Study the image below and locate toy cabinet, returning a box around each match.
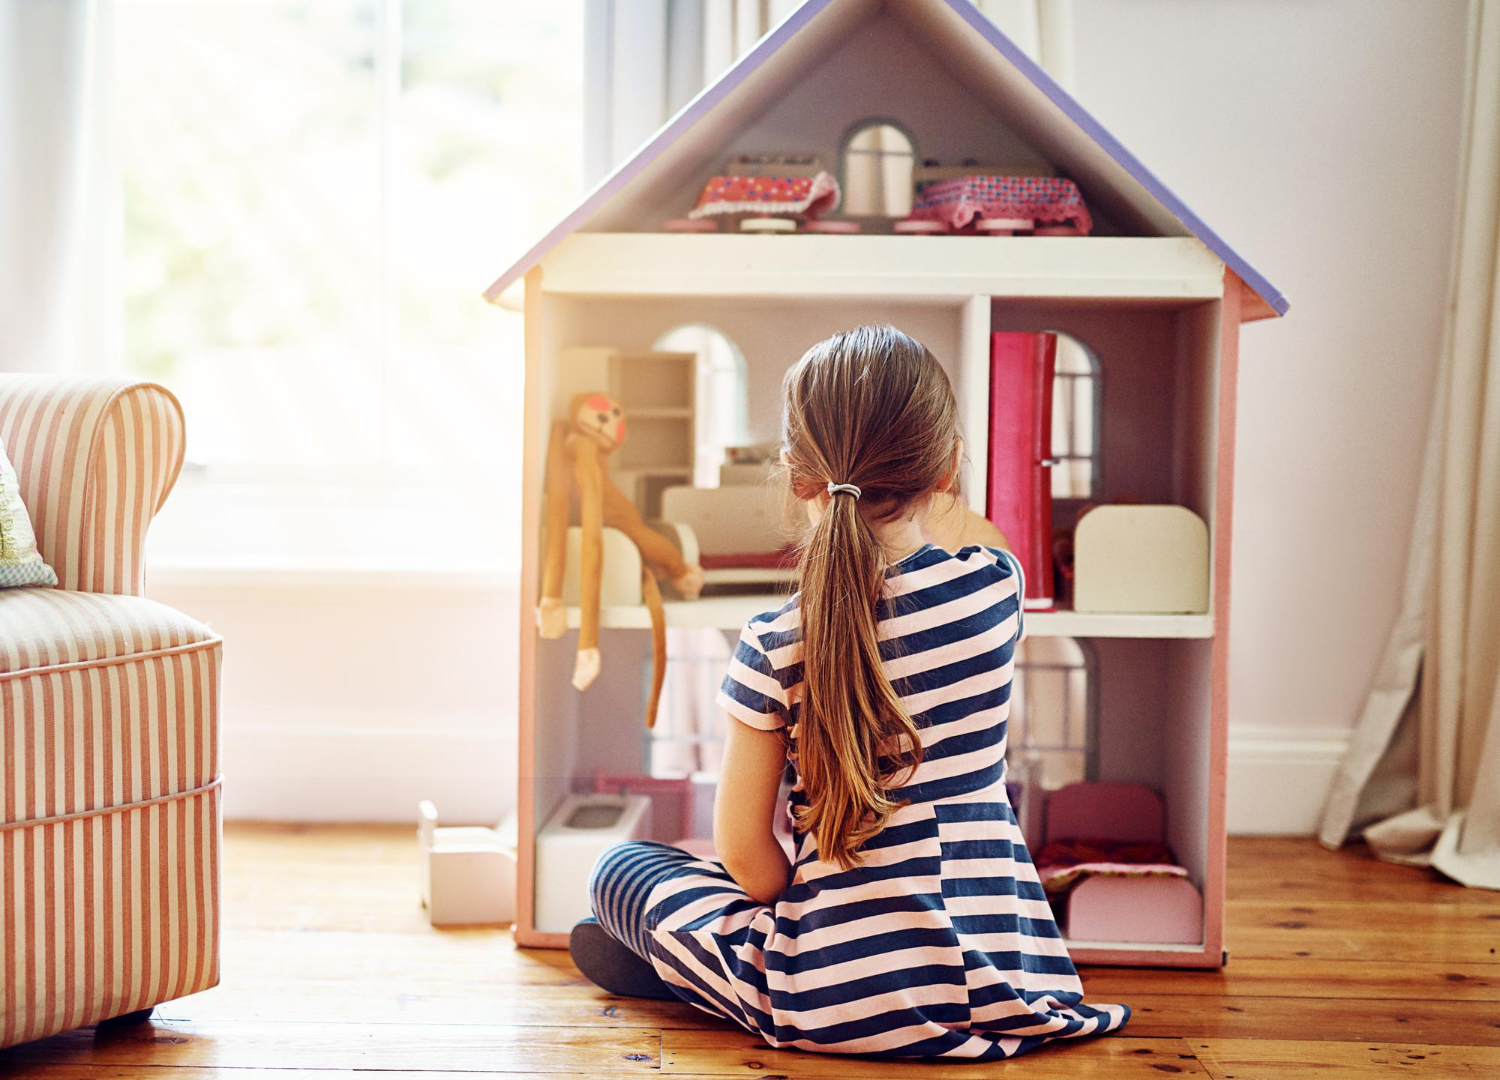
[489,0,1284,967]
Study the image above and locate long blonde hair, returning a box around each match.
[781,325,960,868]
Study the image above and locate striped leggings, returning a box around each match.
[588,841,700,961]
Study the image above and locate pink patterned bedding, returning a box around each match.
[908,175,1093,234]
[1033,838,1188,894]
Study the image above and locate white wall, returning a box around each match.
[1071,0,1467,831]
[150,570,520,825]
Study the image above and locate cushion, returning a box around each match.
[0,586,217,677]
[0,435,57,588]
[2,587,222,837]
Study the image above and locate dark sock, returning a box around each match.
[569,920,678,1001]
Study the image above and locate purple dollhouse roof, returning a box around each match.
[484,0,1287,318]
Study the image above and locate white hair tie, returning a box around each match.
[826,481,862,500]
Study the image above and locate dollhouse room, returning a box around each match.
[2,0,1497,1075]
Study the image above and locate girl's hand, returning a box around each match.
[714,716,792,905]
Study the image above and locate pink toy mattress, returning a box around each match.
[907,175,1093,234]
[688,172,841,221]
[1033,838,1188,894]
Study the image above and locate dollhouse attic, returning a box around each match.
[485,0,1286,319]
[487,0,1286,970]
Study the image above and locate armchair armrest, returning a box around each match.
[0,376,185,596]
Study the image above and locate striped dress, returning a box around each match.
[592,544,1129,1060]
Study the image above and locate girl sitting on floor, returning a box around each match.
[571,324,1129,1060]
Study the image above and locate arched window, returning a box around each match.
[1009,636,1098,792]
[841,120,916,218]
[653,324,749,488]
[1051,334,1103,500]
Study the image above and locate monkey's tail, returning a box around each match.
[640,567,667,729]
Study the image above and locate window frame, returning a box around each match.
[1049,333,1105,502]
[838,116,920,221]
[1011,635,1101,786]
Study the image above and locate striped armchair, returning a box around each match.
[0,377,223,1048]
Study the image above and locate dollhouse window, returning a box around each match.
[648,629,732,782]
[842,121,916,218]
[1051,335,1102,500]
[654,325,749,488]
[1009,636,1097,790]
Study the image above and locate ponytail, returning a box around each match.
[781,325,957,869]
[795,487,924,868]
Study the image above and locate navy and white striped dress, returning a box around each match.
[590,544,1129,1060]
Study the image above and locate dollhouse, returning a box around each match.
[485,0,1285,967]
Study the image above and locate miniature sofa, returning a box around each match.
[0,377,223,1048]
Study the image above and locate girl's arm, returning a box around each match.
[714,717,792,905]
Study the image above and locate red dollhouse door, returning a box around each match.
[986,332,1056,609]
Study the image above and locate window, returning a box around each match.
[653,325,749,489]
[649,629,732,782]
[841,121,916,218]
[1009,636,1098,791]
[1050,334,1102,500]
[116,0,583,567]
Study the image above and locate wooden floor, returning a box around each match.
[2,825,1496,1079]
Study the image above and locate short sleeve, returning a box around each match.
[988,546,1027,643]
[716,621,789,731]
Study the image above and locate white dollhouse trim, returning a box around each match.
[564,595,1214,638]
[538,234,1225,301]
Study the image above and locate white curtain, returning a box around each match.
[1319,0,1500,890]
[977,0,1075,91]
[0,0,117,374]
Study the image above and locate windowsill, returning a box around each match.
[147,557,519,592]
[146,472,522,592]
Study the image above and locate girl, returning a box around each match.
[572,325,1129,1060]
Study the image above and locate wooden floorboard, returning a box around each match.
[1,824,1494,1078]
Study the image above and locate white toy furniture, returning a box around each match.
[486,0,1285,968]
[418,801,517,927]
[1073,505,1210,615]
[660,480,799,589]
[534,794,653,934]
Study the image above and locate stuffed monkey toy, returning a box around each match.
[537,393,704,727]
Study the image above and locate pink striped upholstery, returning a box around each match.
[0,377,186,597]
[0,376,221,1049]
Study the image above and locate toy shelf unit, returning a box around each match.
[607,349,696,517]
[493,0,1283,968]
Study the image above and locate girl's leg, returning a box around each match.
[577,841,701,1000]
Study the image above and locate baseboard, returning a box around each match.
[223,712,1350,836]
[1226,723,1351,836]
[222,710,518,825]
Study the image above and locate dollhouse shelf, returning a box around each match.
[540,235,1226,301]
[564,598,1213,638]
